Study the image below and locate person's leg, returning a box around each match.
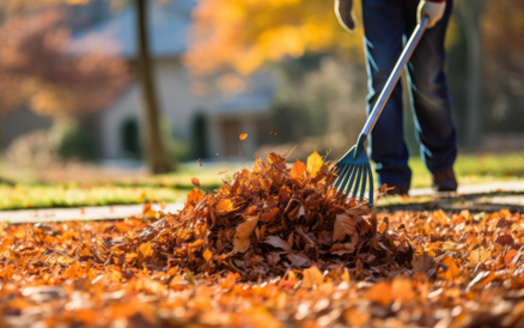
[404,0,457,176]
[362,0,411,191]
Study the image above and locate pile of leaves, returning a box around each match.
[2,152,524,326]
[81,152,413,279]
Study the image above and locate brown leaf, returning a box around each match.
[333,213,357,241]
[191,177,201,187]
[263,235,292,252]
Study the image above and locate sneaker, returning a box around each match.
[432,169,458,192]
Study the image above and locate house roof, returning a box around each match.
[69,0,196,58]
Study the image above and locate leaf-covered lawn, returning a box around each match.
[1,153,524,327]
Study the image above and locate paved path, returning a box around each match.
[1,181,523,223]
[0,203,184,224]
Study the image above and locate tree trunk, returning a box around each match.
[458,0,486,149]
[134,0,173,173]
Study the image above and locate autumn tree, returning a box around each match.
[1,0,174,174]
[0,10,129,117]
[186,0,364,76]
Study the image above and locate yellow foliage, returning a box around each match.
[186,0,364,75]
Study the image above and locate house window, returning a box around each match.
[120,118,141,159]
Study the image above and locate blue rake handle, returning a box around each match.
[354,16,429,158]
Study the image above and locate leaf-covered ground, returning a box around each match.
[1,153,524,327]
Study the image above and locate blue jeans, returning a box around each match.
[362,0,457,189]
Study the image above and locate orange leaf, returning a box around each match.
[187,188,205,204]
[160,200,167,210]
[239,133,248,140]
[191,177,201,187]
[439,256,460,279]
[232,216,258,254]
[367,281,393,306]
[306,148,323,176]
[203,249,213,262]
[216,199,235,213]
[303,265,323,288]
[139,242,153,259]
[290,159,306,179]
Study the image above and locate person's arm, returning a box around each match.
[418,0,446,28]
[334,0,355,32]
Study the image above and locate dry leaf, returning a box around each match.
[232,216,258,254]
[239,133,248,140]
[290,160,306,179]
[191,177,201,187]
[306,148,323,176]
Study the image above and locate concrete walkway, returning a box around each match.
[0,181,523,223]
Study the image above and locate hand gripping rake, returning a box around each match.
[333,17,429,207]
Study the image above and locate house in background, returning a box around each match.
[70,0,276,161]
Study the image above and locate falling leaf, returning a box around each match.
[160,200,167,210]
[239,133,248,140]
[191,177,201,187]
[197,158,203,167]
[218,170,228,175]
[306,148,323,176]
[269,131,277,135]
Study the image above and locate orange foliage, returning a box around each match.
[186,0,364,75]
[0,10,130,117]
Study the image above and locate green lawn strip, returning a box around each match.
[0,152,522,211]
[0,184,186,211]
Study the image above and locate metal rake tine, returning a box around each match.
[367,164,374,207]
[333,164,349,189]
[337,164,355,193]
[334,162,347,176]
[342,165,358,195]
[359,165,368,201]
[351,165,363,198]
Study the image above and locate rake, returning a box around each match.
[333,17,429,207]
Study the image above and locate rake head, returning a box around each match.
[333,144,374,208]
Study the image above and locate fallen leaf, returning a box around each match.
[306,148,323,176]
[303,266,323,288]
[203,249,213,262]
[290,160,306,179]
[233,216,259,253]
[367,281,392,306]
[333,213,357,241]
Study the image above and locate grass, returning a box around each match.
[0,184,185,210]
[0,151,522,211]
